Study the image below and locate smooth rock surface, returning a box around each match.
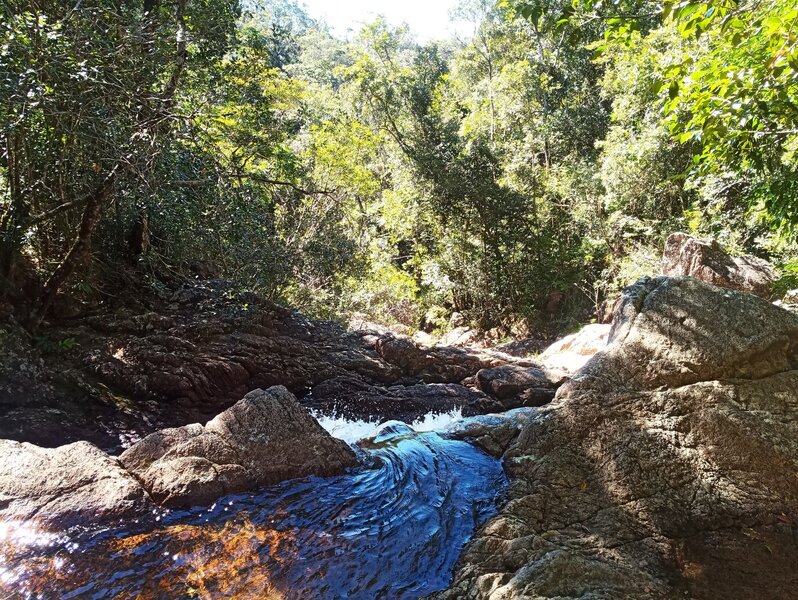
[437,276,798,599]
[0,440,153,528]
[120,386,359,507]
[444,408,543,456]
[661,232,778,298]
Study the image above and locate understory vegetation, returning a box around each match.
[2,0,797,335]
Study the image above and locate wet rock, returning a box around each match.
[475,365,562,407]
[444,408,542,456]
[537,323,609,375]
[0,440,153,528]
[661,232,778,298]
[120,386,359,508]
[305,375,503,423]
[438,277,798,599]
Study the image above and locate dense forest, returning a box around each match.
[4,2,798,598]
[2,0,796,335]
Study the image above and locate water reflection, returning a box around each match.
[1,426,505,599]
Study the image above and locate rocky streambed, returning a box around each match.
[2,267,798,599]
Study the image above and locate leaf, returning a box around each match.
[668,80,680,100]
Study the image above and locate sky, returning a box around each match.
[298,0,470,42]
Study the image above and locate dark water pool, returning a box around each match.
[1,425,506,599]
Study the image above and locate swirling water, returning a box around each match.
[1,421,506,599]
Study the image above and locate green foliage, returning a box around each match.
[32,334,78,354]
[569,0,798,231]
[2,0,796,334]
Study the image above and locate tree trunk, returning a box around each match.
[29,168,117,328]
[129,205,151,259]
[29,0,187,325]
[0,131,26,284]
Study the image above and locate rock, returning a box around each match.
[774,289,798,314]
[784,289,798,304]
[449,312,467,328]
[421,345,507,383]
[0,440,153,528]
[437,277,798,599]
[1,279,555,449]
[661,232,778,298]
[438,326,477,347]
[492,338,551,358]
[412,330,437,346]
[374,333,526,384]
[120,386,359,508]
[444,408,543,456]
[595,276,798,390]
[305,375,503,422]
[348,313,412,336]
[537,323,610,374]
[375,335,428,372]
[475,365,562,407]
[0,283,408,447]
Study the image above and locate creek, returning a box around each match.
[1,413,506,599]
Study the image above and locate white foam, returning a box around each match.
[310,408,464,444]
[410,408,463,432]
[310,412,384,444]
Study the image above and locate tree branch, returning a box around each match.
[25,197,86,228]
[168,175,336,196]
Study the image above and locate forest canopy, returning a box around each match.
[1,0,796,334]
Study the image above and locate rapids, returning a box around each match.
[0,416,507,599]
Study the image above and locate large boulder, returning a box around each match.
[120,386,359,507]
[438,276,798,599]
[0,440,153,528]
[661,232,778,298]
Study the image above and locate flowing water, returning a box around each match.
[0,416,506,600]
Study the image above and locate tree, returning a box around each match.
[0,0,238,323]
